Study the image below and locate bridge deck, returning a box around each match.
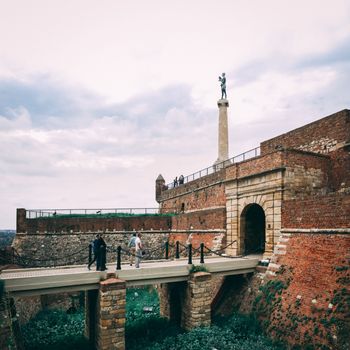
[0,255,261,296]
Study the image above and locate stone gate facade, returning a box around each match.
[156,109,350,257]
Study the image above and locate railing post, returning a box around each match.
[200,243,204,264]
[88,243,92,264]
[165,241,169,260]
[175,241,180,259]
[188,244,192,265]
[116,246,121,270]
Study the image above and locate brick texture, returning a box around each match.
[261,109,350,154]
[265,233,350,348]
[282,193,350,228]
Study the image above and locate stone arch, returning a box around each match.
[240,203,266,254]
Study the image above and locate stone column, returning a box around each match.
[214,99,229,166]
[158,283,171,319]
[181,272,212,330]
[96,278,126,350]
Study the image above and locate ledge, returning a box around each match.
[281,228,350,234]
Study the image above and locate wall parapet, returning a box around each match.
[281,228,350,234]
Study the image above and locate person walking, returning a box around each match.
[88,234,107,271]
[96,235,107,271]
[88,234,100,270]
[128,233,137,266]
[135,232,143,268]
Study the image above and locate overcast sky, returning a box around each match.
[0,0,349,229]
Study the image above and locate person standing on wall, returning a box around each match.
[128,232,137,266]
[135,232,143,268]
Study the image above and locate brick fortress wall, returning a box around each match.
[261,109,350,192]
[13,209,226,267]
[260,109,350,155]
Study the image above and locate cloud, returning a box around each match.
[1,1,350,228]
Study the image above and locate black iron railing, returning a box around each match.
[25,208,175,219]
[166,146,260,189]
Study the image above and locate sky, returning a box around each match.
[0,0,349,229]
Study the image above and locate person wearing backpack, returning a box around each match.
[128,232,137,266]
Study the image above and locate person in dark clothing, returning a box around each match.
[96,235,107,271]
[179,174,184,185]
[88,234,107,271]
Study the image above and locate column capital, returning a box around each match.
[217,99,229,107]
[190,271,212,281]
[100,278,126,292]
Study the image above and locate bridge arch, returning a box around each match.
[240,203,265,254]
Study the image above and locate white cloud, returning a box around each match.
[0,0,349,228]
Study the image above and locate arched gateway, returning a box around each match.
[240,204,265,254]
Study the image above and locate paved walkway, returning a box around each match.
[1,255,261,296]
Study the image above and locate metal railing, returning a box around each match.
[166,146,260,189]
[25,208,174,219]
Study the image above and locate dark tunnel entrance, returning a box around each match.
[241,204,265,254]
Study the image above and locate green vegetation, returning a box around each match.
[189,264,209,273]
[22,309,92,350]
[0,280,4,300]
[22,287,285,350]
[127,313,285,350]
[0,229,16,248]
[125,287,284,350]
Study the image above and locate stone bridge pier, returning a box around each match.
[85,277,126,350]
[85,272,212,349]
[159,272,212,330]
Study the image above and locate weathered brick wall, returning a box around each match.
[283,150,331,198]
[169,231,225,254]
[158,170,226,224]
[12,231,170,267]
[159,170,226,204]
[268,233,349,348]
[282,193,350,229]
[171,208,226,230]
[19,214,172,234]
[261,109,350,154]
[12,227,226,268]
[329,148,350,192]
[226,151,284,180]
[161,182,226,213]
[181,272,212,330]
[238,231,350,349]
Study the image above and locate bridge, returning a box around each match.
[1,255,260,296]
[0,255,261,350]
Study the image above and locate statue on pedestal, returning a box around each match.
[218,73,227,99]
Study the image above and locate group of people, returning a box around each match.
[173,174,184,187]
[87,232,144,271]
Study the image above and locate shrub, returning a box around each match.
[189,265,209,273]
[22,308,92,350]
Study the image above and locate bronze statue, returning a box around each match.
[218,73,227,99]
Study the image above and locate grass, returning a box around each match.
[22,287,286,350]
